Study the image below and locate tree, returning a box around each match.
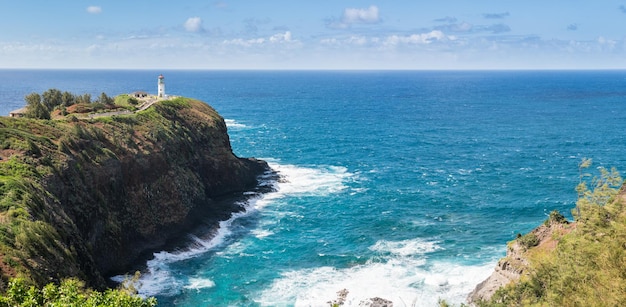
[42,88,63,111]
[576,158,593,200]
[24,93,50,120]
[574,160,622,212]
[98,92,114,105]
[76,93,91,105]
[61,91,75,107]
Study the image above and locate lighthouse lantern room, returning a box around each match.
[158,74,165,98]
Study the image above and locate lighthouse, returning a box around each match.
[158,74,165,98]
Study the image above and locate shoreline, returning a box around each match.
[109,166,279,289]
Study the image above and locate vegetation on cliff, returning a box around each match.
[0,277,156,307]
[23,88,120,119]
[478,160,626,306]
[0,92,268,304]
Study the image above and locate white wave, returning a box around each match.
[224,118,247,128]
[369,238,441,257]
[256,257,495,307]
[118,160,353,297]
[257,239,495,306]
[110,262,183,298]
[267,161,353,197]
[184,277,216,290]
[251,228,274,239]
[216,240,253,258]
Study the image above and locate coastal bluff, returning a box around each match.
[0,97,269,290]
[468,169,626,306]
[467,216,573,305]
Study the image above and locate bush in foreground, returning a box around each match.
[483,160,625,306]
[0,278,156,307]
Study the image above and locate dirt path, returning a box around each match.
[87,95,169,119]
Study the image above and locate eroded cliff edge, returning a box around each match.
[0,97,269,290]
[467,220,572,304]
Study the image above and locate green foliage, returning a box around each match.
[0,156,40,179]
[544,210,567,226]
[574,160,622,222]
[61,91,75,107]
[0,97,226,297]
[114,94,139,109]
[517,233,539,250]
[42,89,62,112]
[97,92,114,106]
[483,159,626,306]
[21,89,129,118]
[0,278,156,307]
[159,97,191,109]
[24,93,50,120]
[75,93,91,105]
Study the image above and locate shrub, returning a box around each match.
[544,210,567,226]
[0,278,157,307]
[517,233,539,250]
[483,161,626,306]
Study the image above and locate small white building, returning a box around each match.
[9,107,27,118]
[158,74,165,98]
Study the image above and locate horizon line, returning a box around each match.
[2,67,626,72]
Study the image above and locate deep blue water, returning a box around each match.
[2,70,626,306]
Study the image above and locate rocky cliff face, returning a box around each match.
[0,98,269,289]
[467,240,525,303]
[467,221,571,304]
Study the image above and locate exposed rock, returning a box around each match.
[467,221,573,305]
[359,297,393,307]
[466,251,524,303]
[328,288,349,306]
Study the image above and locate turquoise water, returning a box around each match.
[2,70,626,306]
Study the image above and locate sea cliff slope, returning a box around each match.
[468,166,626,306]
[0,97,269,290]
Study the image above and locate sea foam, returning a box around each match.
[257,239,494,306]
[118,159,353,297]
[224,118,248,129]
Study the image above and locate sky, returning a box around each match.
[2,1,626,70]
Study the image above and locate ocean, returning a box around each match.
[1,70,626,306]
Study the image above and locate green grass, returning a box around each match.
[0,96,227,306]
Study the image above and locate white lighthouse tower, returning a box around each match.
[157,74,165,98]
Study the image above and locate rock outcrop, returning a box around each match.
[0,97,270,290]
[467,242,525,303]
[467,221,572,305]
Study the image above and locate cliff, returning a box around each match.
[468,166,626,306]
[0,97,269,290]
[467,220,572,304]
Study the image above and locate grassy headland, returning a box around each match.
[0,93,268,304]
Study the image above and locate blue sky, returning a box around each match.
[2,1,626,69]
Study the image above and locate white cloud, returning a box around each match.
[269,31,292,43]
[224,38,265,47]
[223,31,294,47]
[319,31,456,48]
[384,31,454,46]
[184,17,203,32]
[343,5,380,24]
[347,36,368,46]
[320,36,368,47]
[328,5,381,29]
[86,6,102,14]
[597,36,617,50]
